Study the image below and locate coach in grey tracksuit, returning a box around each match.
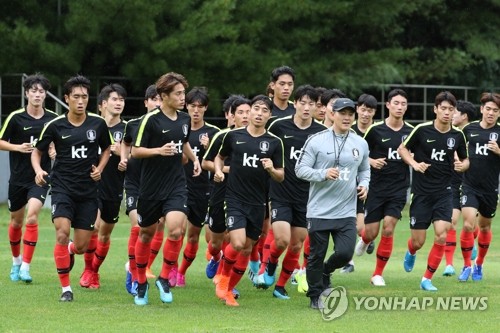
[295,98,370,308]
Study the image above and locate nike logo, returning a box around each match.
[90,224,95,228]
[327,152,334,155]
[62,135,71,139]
[236,141,246,144]
[41,195,46,199]
[382,138,391,142]
[162,129,170,133]
[24,126,32,130]
[284,135,294,139]
[426,139,436,143]
[470,134,479,137]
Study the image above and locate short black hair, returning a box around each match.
[456,100,477,122]
[23,73,51,92]
[186,87,209,106]
[270,66,295,82]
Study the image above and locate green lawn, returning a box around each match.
[0,204,499,333]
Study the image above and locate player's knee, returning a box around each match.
[275,238,289,251]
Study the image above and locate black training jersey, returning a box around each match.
[268,101,295,128]
[462,121,500,193]
[0,108,58,186]
[35,112,112,198]
[351,121,369,136]
[203,127,232,206]
[364,120,414,194]
[99,120,127,201]
[219,127,284,206]
[134,108,190,199]
[403,121,467,194]
[184,122,220,190]
[122,116,143,190]
[268,116,326,203]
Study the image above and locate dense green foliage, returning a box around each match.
[1,0,499,116]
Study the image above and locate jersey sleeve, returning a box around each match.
[35,121,55,152]
[456,130,468,160]
[218,131,232,158]
[403,126,420,151]
[271,137,284,169]
[0,113,17,141]
[295,136,327,182]
[98,120,113,151]
[203,130,224,161]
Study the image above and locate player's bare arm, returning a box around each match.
[369,157,387,170]
[31,148,48,186]
[182,142,201,176]
[213,153,226,183]
[117,140,130,171]
[0,140,34,153]
[90,146,111,181]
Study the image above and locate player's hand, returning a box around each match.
[357,186,368,200]
[35,170,48,186]
[110,141,121,156]
[214,170,225,183]
[200,133,209,149]
[18,142,34,153]
[325,167,339,180]
[48,143,57,160]
[260,158,274,171]
[192,160,202,177]
[487,140,500,155]
[118,158,128,171]
[90,165,101,181]
[411,162,430,174]
[159,141,178,156]
[370,157,387,170]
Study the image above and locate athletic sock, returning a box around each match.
[460,229,474,267]
[160,238,183,279]
[444,228,456,266]
[475,230,492,266]
[135,238,151,284]
[250,240,260,262]
[84,233,98,271]
[22,223,38,264]
[178,241,199,275]
[360,228,370,245]
[221,244,239,276]
[128,226,140,281]
[277,248,300,287]
[407,238,417,255]
[269,239,283,265]
[423,242,445,279]
[54,243,71,287]
[258,229,274,274]
[148,229,164,269]
[373,235,393,276]
[92,240,110,273]
[228,252,250,291]
[8,224,22,258]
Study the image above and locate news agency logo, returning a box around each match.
[320,287,488,321]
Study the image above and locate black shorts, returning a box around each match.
[409,191,452,230]
[225,199,266,241]
[51,192,98,231]
[207,202,226,234]
[364,192,406,224]
[137,188,188,228]
[187,192,210,228]
[461,185,498,218]
[269,200,307,228]
[125,188,139,215]
[98,199,122,224]
[356,197,365,215]
[452,185,461,210]
[8,183,49,212]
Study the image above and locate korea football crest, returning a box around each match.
[352,148,360,161]
[182,124,189,136]
[447,137,455,150]
[87,129,97,142]
[490,132,499,141]
[113,131,123,142]
[260,141,270,154]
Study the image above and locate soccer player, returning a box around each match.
[0,73,57,283]
[458,92,500,282]
[442,100,477,276]
[398,91,468,291]
[176,87,219,286]
[213,95,284,306]
[131,72,201,306]
[31,75,112,302]
[295,97,370,309]
[269,65,296,122]
[341,93,378,274]
[203,97,250,284]
[353,89,413,286]
[121,85,160,295]
[260,85,326,299]
[79,84,127,289]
